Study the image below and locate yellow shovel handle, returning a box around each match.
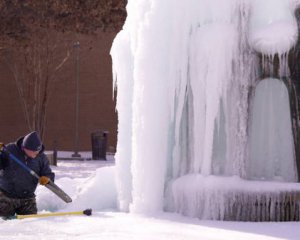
[17,209,92,219]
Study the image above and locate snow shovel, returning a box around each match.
[0,144,72,203]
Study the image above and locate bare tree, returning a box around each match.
[0,0,126,139]
[2,31,72,138]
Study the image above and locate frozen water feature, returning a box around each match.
[169,174,300,221]
[111,0,300,220]
[248,78,297,182]
[249,0,298,55]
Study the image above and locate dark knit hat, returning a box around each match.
[22,131,42,151]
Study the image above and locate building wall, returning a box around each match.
[0,31,118,152]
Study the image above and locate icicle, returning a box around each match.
[112,0,300,221]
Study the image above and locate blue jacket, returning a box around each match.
[0,137,55,199]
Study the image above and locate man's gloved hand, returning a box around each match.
[39,176,50,185]
[0,143,8,162]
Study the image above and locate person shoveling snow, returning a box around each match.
[0,131,71,219]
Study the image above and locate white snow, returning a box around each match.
[2,158,300,240]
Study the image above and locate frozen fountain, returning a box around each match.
[111,0,300,221]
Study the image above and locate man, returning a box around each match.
[0,131,54,217]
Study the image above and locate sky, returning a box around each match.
[0,153,300,240]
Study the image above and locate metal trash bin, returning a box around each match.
[91,130,108,160]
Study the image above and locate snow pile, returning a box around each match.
[37,177,76,211]
[37,166,117,212]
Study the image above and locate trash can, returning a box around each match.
[91,130,109,160]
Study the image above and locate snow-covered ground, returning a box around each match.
[1,153,300,240]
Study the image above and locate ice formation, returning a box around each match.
[247,78,297,182]
[249,0,298,55]
[111,0,300,220]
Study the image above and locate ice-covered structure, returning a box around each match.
[111,0,300,221]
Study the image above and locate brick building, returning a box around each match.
[0,31,118,152]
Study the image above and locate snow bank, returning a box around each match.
[37,166,117,212]
[66,166,117,211]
